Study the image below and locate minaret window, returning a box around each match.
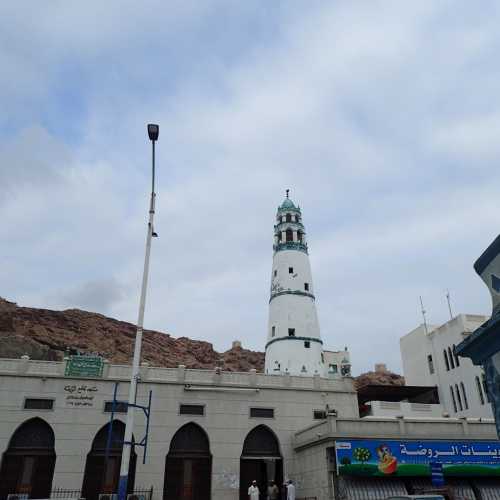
[304,283,309,291]
[286,229,293,242]
[297,232,303,242]
[286,213,292,222]
[271,326,276,337]
[289,267,293,274]
[288,328,295,336]
[304,341,310,348]
[274,270,277,277]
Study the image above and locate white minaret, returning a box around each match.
[265,191,325,376]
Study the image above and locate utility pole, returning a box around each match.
[118,124,159,500]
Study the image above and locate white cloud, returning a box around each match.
[2,1,500,375]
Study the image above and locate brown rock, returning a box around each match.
[0,297,264,372]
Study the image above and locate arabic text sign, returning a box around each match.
[335,439,500,477]
[65,356,103,378]
[64,383,98,408]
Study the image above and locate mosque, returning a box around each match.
[0,194,498,500]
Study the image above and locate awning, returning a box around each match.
[338,477,406,500]
[408,478,478,499]
[472,479,500,499]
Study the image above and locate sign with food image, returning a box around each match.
[335,439,500,477]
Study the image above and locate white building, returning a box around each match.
[323,349,351,379]
[266,193,325,376]
[400,314,493,419]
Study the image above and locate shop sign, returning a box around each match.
[335,439,500,477]
[65,355,103,378]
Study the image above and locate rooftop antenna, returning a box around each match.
[446,289,453,320]
[419,296,429,334]
[286,189,290,198]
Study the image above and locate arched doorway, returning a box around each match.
[164,423,212,500]
[0,417,56,500]
[240,426,283,500]
[81,421,136,500]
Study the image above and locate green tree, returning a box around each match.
[353,447,371,464]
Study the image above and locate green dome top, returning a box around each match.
[280,198,296,209]
[278,189,300,212]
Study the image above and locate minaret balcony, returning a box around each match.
[273,241,308,254]
[274,221,305,231]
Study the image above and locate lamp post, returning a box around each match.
[118,124,159,500]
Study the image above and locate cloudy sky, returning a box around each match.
[2,1,500,375]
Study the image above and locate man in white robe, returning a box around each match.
[248,480,260,500]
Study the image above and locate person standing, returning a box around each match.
[248,480,260,500]
[281,482,287,500]
[267,480,279,500]
[286,480,296,500]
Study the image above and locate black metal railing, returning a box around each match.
[50,489,83,499]
[49,487,153,500]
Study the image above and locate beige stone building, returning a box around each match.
[1,357,500,500]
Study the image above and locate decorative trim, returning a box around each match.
[277,206,301,214]
[269,290,315,303]
[273,242,308,254]
[266,336,323,349]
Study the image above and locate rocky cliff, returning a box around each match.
[0,297,265,371]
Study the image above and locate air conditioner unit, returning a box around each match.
[127,494,146,500]
[99,494,118,500]
[7,495,29,500]
[327,409,337,417]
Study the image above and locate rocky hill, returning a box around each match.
[354,368,405,388]
[0,297,265,371]
[0,297,404,384]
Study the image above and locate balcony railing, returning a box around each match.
[273,241,308,253]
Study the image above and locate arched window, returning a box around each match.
[460,382,469,410]
[448,347,455,369]
[0,418,56,500]
[455,384,463,411]
[285,213,292,223]
[476,376,485,405]
[444,350,450,371]
[453,344,460,367]
[297,231,303,242]
[164,423,211,500]
[82,421,136,500]
[240,426,283,500]
[450,386,457,412]
[285,229,293,242]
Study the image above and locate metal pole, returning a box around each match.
[118,128,157,500]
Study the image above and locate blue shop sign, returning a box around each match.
[335,439,500,477]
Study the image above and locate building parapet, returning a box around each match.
[0,358,355,393]
[293,415,497,451]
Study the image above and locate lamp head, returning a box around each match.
[147,123,159,141]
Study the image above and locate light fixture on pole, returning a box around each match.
[117,124,159,500]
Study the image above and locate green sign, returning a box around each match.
[65,356,104,378]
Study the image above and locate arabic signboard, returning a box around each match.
[335,439,500,477]
[65,355,103,378]
[64,383,98,408]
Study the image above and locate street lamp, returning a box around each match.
[118,124,159,500]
